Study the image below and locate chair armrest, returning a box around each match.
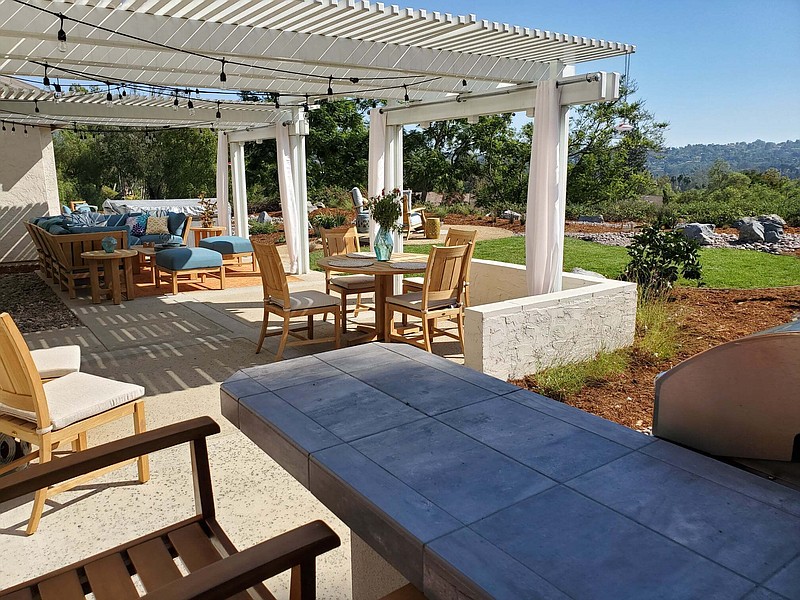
[142,520,341,600]
[0,417,220,503]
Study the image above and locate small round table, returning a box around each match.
[192,226,226,247]
[81,249,138,305]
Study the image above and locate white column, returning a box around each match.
[230,141,249,238]
[389,123,405,293]
[215,131,232,235]
[288,108,310,274]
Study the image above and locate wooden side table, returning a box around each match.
[81,249,138,305]
[192,226,226,247]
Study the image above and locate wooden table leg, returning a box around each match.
[123,256,135,300]
[373,274,390,341]
[88,262,101,304]
[110,258,123,304]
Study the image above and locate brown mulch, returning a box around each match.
[443,214,526,234]
[0,273,82,333]
[513,286,800,430]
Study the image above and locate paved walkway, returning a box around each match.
[3,269,457,598]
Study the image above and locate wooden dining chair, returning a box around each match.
[252,240,341,360]
[403,227,477,306]
[0,312,148,535]
[0,417,341,600]
[384,244,471,353]
[319,226,375,332]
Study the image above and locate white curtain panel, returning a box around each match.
[526,79,565,296]
[368,108,387,249]
[215,131,232,235]
[276,124,300,273]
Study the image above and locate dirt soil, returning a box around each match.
[515,286,800,431]
[0,273,82,333]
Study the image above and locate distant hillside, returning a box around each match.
[648,139,800,180]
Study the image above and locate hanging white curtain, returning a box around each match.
[215,131,231,235]
[276,124,300,273]
[526,79,566,296]
[367,108,387,249]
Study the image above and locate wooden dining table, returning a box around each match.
[317,251,429,343]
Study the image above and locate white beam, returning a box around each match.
[230,141,249,238]
[226,125,278,143]
[383,72,620,126]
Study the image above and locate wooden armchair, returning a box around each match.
[252,241,341,360]
[401,194,426,240]
[319,226,375,332]
[0,417,341,599]
[0,312,148,535]
[402,227,477,306]
[385,244,471,353]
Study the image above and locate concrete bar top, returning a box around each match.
[221,343,800,600]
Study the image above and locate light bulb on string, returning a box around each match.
[121,85,126,97]
[54,79,62,94]
[43,64,50,88]
[215,102,221,120]
[187,92,195,116]
[303,95,309,113]
[34,100,40,113]
[23,125,28,138]
[173,90,179,111]
[219,58,227,89]
[11,123,16,134]
[462,79,467,88]
[1,122,5,132]
[274,93,280,109]
[57,13,67,52]
[349,77,359,84]
[327,76,333,96]
[105,83,113,106]
[403,84,409,102]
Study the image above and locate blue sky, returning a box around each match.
[412,0,800,147]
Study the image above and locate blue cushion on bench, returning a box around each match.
[155,247,222,271]
[199,236,253,255]
[167,212,188,237]
[66,225,128,235]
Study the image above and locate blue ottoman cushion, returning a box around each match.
[156,247,222,271]
[199,236,253,255]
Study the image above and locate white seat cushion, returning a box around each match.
[270,290,340,310]
[386,292,459,311]
[330,275,375,290]
[0,372,144,431]
[30,345,81,379]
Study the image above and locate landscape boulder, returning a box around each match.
[738,220,765,243]
[256,211,272,224]
[757,214,785,239]
[679,223,716,246]
[577,215,605,223]
[500,209,521,221]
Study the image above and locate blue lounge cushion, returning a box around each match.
[199,236,253,255]
[156,247,222,271]
[167,212,188,237]
[66,225,128,235]
[48,225,71,235]
[105,214,128,227]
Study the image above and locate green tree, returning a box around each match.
[567,79,668,208]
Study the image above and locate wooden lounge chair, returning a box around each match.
[252,240,341,360]
[319,226,375,332]
[0,417,341,600]
[402,227,477,306]
[384,244,471,353]
[0,312,148,535]
[401,194,426,240]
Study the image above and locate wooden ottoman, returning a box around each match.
[199,235,256,271]
[154,247,225,295]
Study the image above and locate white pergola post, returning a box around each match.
[289,108,310,274]
[230,141,249,238]
[215,131,232,235]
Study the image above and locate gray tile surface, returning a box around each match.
[439,396,632,482]
[228,344,800,600]
[471,486,754,600]
[568,452,800,582]
[352,418,555,523]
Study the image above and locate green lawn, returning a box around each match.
[311,236,800,289]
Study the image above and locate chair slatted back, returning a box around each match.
[445,227,478,286]
[422,245,470,308]
[252,240,291,307]
[51,230,129,270]
[319,226,360,257]
[0,313,50,428]
[180,215,193,246]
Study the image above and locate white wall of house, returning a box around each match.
[0,126,59,264]
[465,259,637,380]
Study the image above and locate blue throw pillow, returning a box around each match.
[69,212,107,227]
[167,212,187,237]
[61,205,73,216]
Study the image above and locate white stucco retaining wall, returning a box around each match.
[465,259,637,380]
[0,126,59,264]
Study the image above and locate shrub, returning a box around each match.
[622,224,702,301]
[309,208,352,231]
[309,185,355,210]
[248,220,278,235]
[635,301,679,362]
[529,350,628,402]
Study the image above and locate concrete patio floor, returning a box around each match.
[0,265,464,597]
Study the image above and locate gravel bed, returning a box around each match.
[0,273,81,333]
[564,230,800,255]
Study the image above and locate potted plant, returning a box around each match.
[197,197,218,228]
[367,188,402,261]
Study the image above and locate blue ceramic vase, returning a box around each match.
[374,226,394,261]
[101,236,118,254]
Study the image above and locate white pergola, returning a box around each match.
[0,0,634,287]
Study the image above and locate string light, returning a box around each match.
[327,76,333,96]
[219,58,227,88]
[187,90,195,115]
[56,13,67,52]
[274,93,280,109]
[173,90,179,111]
[462,79,468,88]
[303,95,309,113]
[54,79,62,94]
[404,84,409,102]
[121,85,127,97]
[42,64,50,88]
[1,122,5,131]
[105,83,113,105]
[24,125,28,137]
[349,77,360,84]
[215,101,221,120]
[34,100,40,113]
[11,123,16,134]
